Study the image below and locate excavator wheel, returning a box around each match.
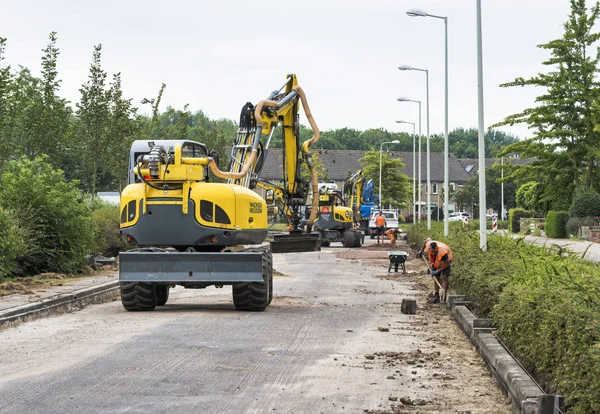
[343,231,357,248]
[156,285,170,306]
[353,230,363,247]
[233,248,271,311]
[120,282,157,311]
[267,251,273,305]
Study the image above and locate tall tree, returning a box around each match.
[104,72,141,190]
[76,44,110,196]
[0,37,12,167]
[358,150,410,209]
[494,0,600,205]
[37,32,72,171]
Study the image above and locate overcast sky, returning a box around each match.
[2,0,574,141]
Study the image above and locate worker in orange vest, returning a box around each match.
[427,241,453,303]
[416,237,432,258]
[385,228,401,245]
[374,211,387,244]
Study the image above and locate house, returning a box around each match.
[258,149,472,217]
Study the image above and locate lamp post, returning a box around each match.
[398,94,431,230]
[475,0,487,251]
[396,121,416,221]
[407,8,449,236]
[398,66,430,228]
[379,140,401,209]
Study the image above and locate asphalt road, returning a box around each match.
[0,240,511,414]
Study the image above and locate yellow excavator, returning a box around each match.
[118,74,320,311]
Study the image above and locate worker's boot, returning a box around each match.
[428,293,440,304]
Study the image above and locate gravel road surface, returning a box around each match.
[0,239,512,413]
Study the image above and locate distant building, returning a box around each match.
[258,149,472,217]
[97,192,120,205]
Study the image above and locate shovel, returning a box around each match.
[421,255,446,303]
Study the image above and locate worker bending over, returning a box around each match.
[425,240,453,304]
[385,228,401,245]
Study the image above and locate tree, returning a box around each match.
[0,37,12,168]
[76,44,110,196]
[494,0,600,206]
[452,161,518,216]
[358,149,410,209]
[104,72,142,190]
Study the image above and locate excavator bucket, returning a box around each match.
[270,231,321,253]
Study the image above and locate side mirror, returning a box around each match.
[209,150,220,167]
[265,190,275,205]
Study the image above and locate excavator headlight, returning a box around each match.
[209,236,218,243]
[126,235,136,244]
[223,231,231,237]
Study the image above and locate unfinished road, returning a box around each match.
[0,239,512,413]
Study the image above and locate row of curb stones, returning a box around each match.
[447,295,565,414]
[0,281,120,328]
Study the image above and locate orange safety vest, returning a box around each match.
[375,215,386,226]
[422,239,432,255]
[428,242,453,270]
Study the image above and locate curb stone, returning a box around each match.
[447,295,565,414]
[0,281,120,328]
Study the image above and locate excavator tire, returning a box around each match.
[353,230,363,247]
[156,285,170,306]
[343,231,357,248]
[266,250,273,305]
[233,248,271,311]
[120,282,157,311]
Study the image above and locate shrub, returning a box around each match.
[0,207,27,278]
[508,208,528,233]
[569,192,600,218]
[0,156,94,275]
[90,203,127,257]
[566,216,599,236]
[545,210,569,238]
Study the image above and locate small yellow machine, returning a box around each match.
[118,74,320,311]
[312,184,364,247]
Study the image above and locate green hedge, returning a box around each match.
[569,192,600,218]
[0,207,27,277]
[508,208,528,233]
[406,224,600,412]
[545,210,569,238]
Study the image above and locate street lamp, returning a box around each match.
[407,8,449,236]
[397,97,423,225]
[398,66,430,229]
[396,120,416,221]
[379,140,401,209]
[476,0,487,250]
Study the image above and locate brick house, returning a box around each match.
[257,148,472,217]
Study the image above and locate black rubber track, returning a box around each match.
[232,248,270,311]
[120,282,157,311]
[156,285,170,306]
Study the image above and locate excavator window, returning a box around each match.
[200,200,214,222]
[181,143,207,158]
[200,200,231,224]
[215,205,231,224]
